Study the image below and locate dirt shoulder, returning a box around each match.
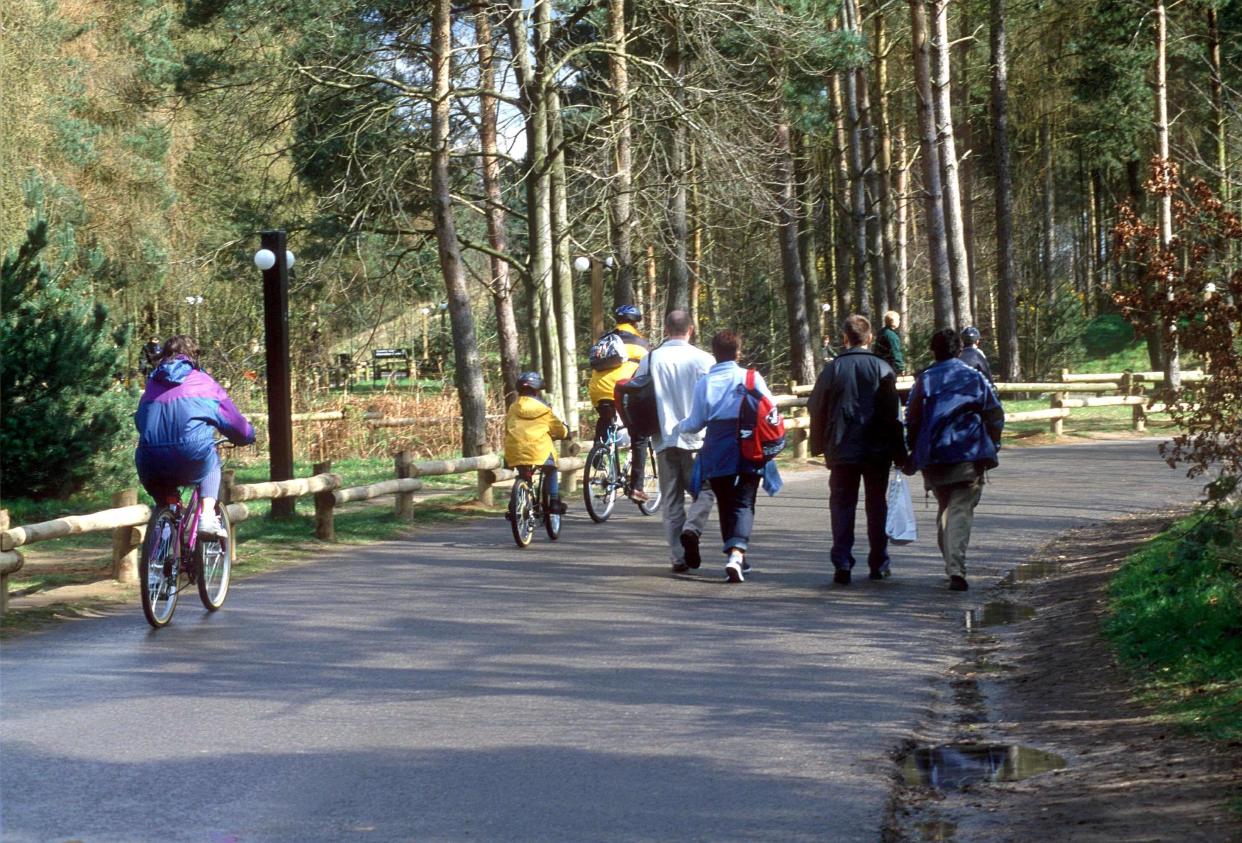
[887,512,1242,842]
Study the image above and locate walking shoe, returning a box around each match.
[869,565,891,580]
[949,575,969,591]
[833,568,851,585]
[725,551,745,583]
[671,561,691,574]
[630,488,651,503]
[197,511,225,538]
[679,531,702,569]
[549,499,568,515]
[741,560,752,574]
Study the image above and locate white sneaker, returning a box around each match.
[725,551,745,583]
[198,511,225,538]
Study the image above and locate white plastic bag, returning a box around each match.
[885,471,918,544]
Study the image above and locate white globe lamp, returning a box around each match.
[253,249,276,271]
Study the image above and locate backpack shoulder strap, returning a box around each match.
[745,368,757,391]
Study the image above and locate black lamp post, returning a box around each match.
[255,230,295,519]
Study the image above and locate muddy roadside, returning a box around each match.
[885,512,1242,842]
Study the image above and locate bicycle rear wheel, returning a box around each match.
[541,474,561,540]
[196,502,232,611]
[509,478,535,547]
[583,444,617,523]
[140,507,180,628]
[637,440,662,515]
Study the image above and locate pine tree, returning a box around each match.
[1,217,133,499]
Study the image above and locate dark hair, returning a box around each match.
[160,335,199,365]
[930,328,962,362]
[711,329,740,362]
[842,314,872,346]
[664,309,693,336]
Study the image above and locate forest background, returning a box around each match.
[3,0,1241,500]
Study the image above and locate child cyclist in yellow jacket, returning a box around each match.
[587,304,651,501]
[504,371,570,512]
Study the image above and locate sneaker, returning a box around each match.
[869,566,891,581]
[741,560,752,574]
[949,575,970,591]
[630,488,651,503]
[833,568,851,585]
[671,562,691,574]
[679,532,702,569]
[725,551,745,583]
[197,511,225,538]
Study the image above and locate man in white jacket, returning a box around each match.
[633,310,717,572]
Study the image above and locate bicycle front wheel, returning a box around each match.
[196,502,232,611]
[509,479,535,547]
[140,507,180,628]
[583,444,617,523]
[637,440,662,515]
[542,475,561,540]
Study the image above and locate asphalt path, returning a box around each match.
[0,440,1204,842]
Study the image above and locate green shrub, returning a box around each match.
[1083,313,1135,357]
[1,216,134,499]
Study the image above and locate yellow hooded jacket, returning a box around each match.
[503,395,569,467]
[587,322,650,405]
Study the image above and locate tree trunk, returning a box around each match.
[989,0,1020,379]
[506,3,560,409]
[856,28,889,317]
[795,129,823,365]
[475,4,520,406]
[1040,111,1056,304]
[910,0,955,331]
[689,141,702,328]
[1087,166,1100,312]
[547,80,579,429]
[1154,0,1179,389]
[874,2,898,314]
[829,63,853,317]
[1208,7,1228,208]
[894,119,910,345]
[931,0,972,328]
[842,2,870,316]
[955,3,979,323]
[432,0,488,456]
[775,118,817,384]
[608,0,636,307]
[662,17,691,314]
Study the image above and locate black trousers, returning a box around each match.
[709,474,761,555]
[828,461,892,572]
[595,400,647,488]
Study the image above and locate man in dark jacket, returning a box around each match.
[809,314,908,585]
[958,326,993,383]
[905,329,1005,591]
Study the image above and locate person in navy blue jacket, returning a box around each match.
[135,335,256,537]
[904,329,1004,591]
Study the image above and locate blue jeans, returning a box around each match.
[829,462,891,573]
[709,474,760,555]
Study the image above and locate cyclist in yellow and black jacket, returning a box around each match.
[587,304,651,500]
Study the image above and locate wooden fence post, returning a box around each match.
[313,460,335,540]
[1132,403,1147,432]
[1050,393,1065,437]
[220,469,237,562]
[395,450,415,519]
[478,469,497,507]
[110,489,141,583]
[0,510,10,615]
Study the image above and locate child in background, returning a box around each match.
[503,371,570,513]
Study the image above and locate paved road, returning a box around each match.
[0,440,1203,842]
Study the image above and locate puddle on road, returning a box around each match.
[964,602,1035,630]
[902,744,1067,790]
[999,560,1061,586]
[949,659,1015,675]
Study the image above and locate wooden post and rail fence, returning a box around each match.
[0,369,1205,616]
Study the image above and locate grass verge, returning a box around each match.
[1106,512,1242,741]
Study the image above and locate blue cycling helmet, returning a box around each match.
[961,326,981,344]
[517,371,544,391]
[614,304,643,324]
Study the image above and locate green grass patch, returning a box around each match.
[1106,513,1242,740]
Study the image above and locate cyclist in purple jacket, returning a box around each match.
[134,336,255,537]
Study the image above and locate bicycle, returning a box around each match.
[506,463,562,547]
[583,418,661,522]
[139,476,232,629]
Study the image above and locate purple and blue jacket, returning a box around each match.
[134,357,255,481]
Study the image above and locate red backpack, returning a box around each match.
[737,369,786,464]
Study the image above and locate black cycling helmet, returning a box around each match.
[614,304,642,324]
[517,371,544,391]
[961,326,981,344]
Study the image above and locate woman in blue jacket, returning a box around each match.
[675,330,781,584]
[134,336,255,537]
